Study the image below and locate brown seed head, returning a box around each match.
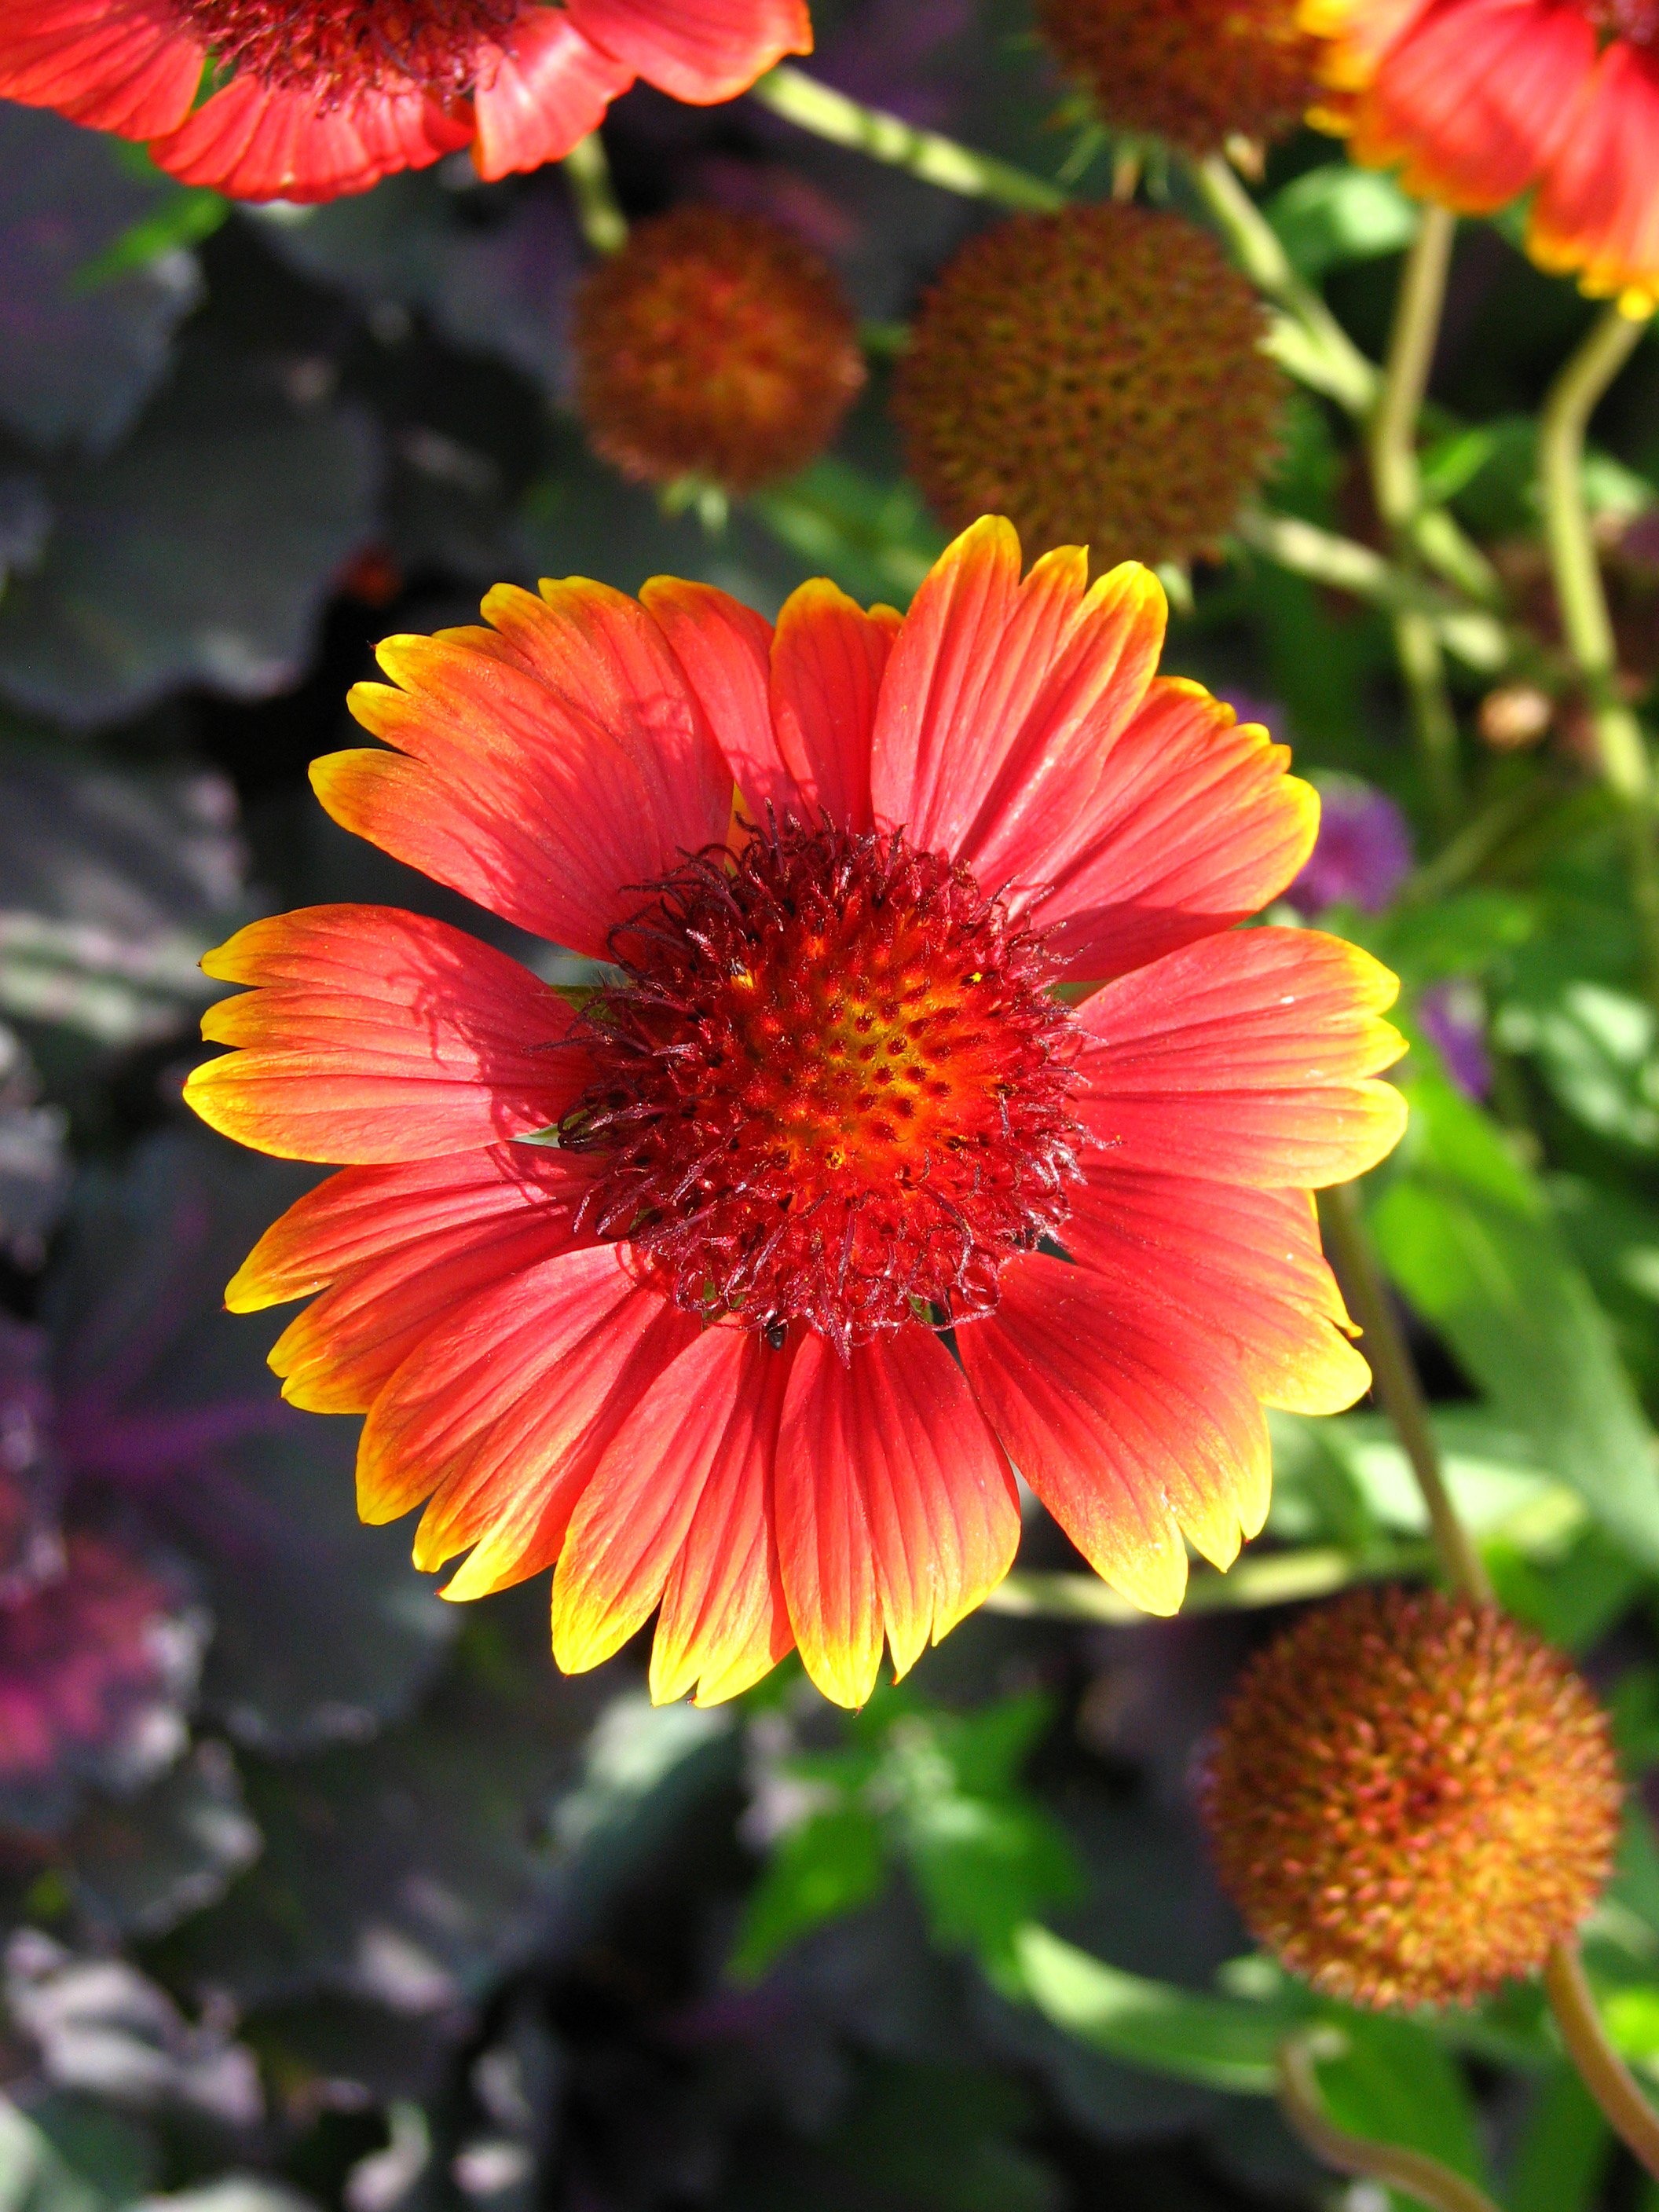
[571,207,866,496]
[1035,0,1324,155]
[1200,1588,1623,2010]
[892,204,1285,571]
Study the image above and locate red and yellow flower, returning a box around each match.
[0,0,811,203]
[183,518,1406,1708]
[1303,0,1659,309]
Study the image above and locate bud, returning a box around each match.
[1200,1588,1622,2009]
[572,207,866,496]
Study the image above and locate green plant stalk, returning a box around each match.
[749,65,1066,211]
[1371,205,1461,826]
[1317,1182,1494,1605]
[1543,1946,1659,2182]
[562,129,627,255]
[1277,2030,1505,2212]
[1538,303,1659,1002]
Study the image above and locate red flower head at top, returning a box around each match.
[0,0,811,203]
[1303,0,1659,310]
[182,518,1407,1709]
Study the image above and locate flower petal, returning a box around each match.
[1009,680,1317,982]
[551,1326,791,1686]
[148,70,470,202]
[564,0,812,102]
[1067,1166,1371,1415]
[767,580,899,834]
[958,1251,1271,1614]
[471,5,635,179]
[259,1152,601,1415]
[869,518,1166,867]
[356,1246,696,1591]
[1075,926,1408,1187]
[325,581,732,956]
[0,0,200,135]
[1346,0,1593,212]
[775,1328,1018,1707]
[184,905,580,1164]
[1530,39,1659,311]
[639,577,778,811]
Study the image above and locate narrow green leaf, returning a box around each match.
[1314,2012,1491,2205]
[728,1805,887,1983]
[1265,164,1417,280]
[1507,2067,1611,2212]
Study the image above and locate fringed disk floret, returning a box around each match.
[172,0,517,99]
[561,818,1083,1357]
[1037,0,1324,155]
[1200,1588,1623,2010]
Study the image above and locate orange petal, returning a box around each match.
[775,1328,1019,1707]
[184,905,579,1164]
[0,0,201,135]
[148,70,468,202]
[565,0,811,103]
[1075,926,1408,1188]
[641,577,778,820]
[1530,40,1659,309]
[767,580,900,833]
[471,5,634,179]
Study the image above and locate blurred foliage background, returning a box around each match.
[7,2,1659,2207]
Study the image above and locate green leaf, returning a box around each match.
[748,458,945,607]
[1497,982,1659,1151]
[906,1796,1081,1976]
[729,1804,888,1983]
[0,2101,104,2212]
[1313,2012,1491,2206]
[1265,164,1418,281]
[1507,2067,1611,2212]
[1007,1924,1291,2093]
[1367,1061,1659,1572]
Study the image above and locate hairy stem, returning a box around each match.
[1317,1182,1494,1604]
[749,65,1066,211]
[1278,2031,1505,2212]
[562,130,627,255]
[1544,1945,1659,2183]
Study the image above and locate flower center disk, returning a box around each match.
[563,821,1082,1353]
[175,0,518,99]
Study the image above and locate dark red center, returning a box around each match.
[174,0,518,100]
[562,819,1083,1355]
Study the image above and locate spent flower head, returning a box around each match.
[1038,0,1324,155]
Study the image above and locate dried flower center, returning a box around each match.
[562,819,1083,1354]
[174,0,518,100]
[1587,0,1659,42]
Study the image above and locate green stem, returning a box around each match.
[749,65,1066,212]
[1278,2030,1505,2212]
[562,130,627,255]
[1372,205,1461,826]
[1544,1945,1659,2183]
[1317,1182,1494,1605]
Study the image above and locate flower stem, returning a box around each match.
[1544,1944,1659,2183]
[1317,1181,1493,1605]
[1278,2028,1505,2212]
[749,65,1066,212]
[1372,204,1461,827]
[562,130,627,255]
[1538,304,1659,1002]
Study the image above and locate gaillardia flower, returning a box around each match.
[572,206,866,495]
[184,518,1405,1708]
[0,0,811,203]
[892,207,1287,571]
[1201,1588,1623,2008]
[1038,0,1323,156]
[1303,0,1659,309]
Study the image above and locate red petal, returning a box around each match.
[1006,681,1318,982]
[959,1252,1270,1614]
[148,71,469,202]
[551,1326,792,1691]
[0,0,200,135]
[1075,926,1408,1188]
[260,1152,602,1415]
[639,577,778,815]
[564,0,811,102]
[870,519,1166,869]
[1531,39,1659,309]
[1350,0,1592,211]
[767,580,899,835]
[324,582,732,957]
[184,905,580,1163]
[471,5,634,178]
[356,1245,698,1588]
[775,1328,1018,1706]
[1067,1167,1370,1415]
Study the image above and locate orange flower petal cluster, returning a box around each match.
[1202,1587,1623,2008]
[1304,0,1659,309]
[184,518,1406,1708]
[572,207,866,495]
[0,0,811,202]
